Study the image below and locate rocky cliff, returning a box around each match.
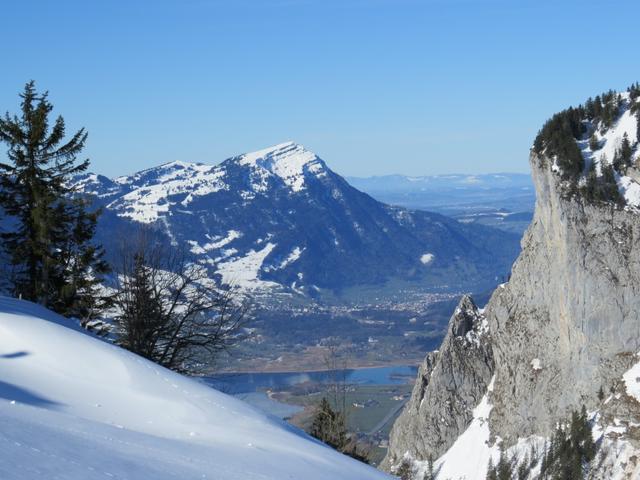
[381,296,493,470]
[383,88,640,479]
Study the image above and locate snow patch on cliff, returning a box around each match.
[623,355,640,402]
[430,376,499,479]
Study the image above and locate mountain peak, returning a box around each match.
[235,142,326,193]
[239,141,299,162]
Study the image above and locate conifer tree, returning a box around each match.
[424,456,435,480]
[496,452,513,480]
[620,133,632,168]
[116,252,165,358]
[486,458,498,480]
[309,397,347,450]
[395,458,414,480]
[0,81,108,318]
[636,110,640,148]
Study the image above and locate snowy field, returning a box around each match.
[0,297,391,480]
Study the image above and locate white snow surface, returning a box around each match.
[531,358,542,371]
[203,230,242,251]
[111,162,228,223]
[409,376,549,480]
[429,376,500,480]
[237,141,326,193]
[265,246,304,271]
[589,97,638,170]
[216,242,280,290]
[0,297,390,480]
[578,93,640,207]
[619,175,640,206]
[420,253,435,265]
[623,355,640,401]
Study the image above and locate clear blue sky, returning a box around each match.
[2,0,640,178]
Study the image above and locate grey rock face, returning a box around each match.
[382,295,494,470]
[383,150,640,474]
[489,153,640,443]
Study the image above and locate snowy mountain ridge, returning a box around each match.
[0,296,391,479]
[76,142,328,224]
[74,142,520,297]
[235,141,327,193]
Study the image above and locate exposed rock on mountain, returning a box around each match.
[74,142,519,299]
[383,87,640,479]
[381,295,493,470]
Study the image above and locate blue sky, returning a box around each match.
[2,0,640,177]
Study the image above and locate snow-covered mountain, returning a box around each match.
[383,87,640,479]
[0,296,391,479]
[74,142,520,297]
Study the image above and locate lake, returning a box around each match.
[202,365,418,419]
[204,365,419,394]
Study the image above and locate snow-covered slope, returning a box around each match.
[73,142,520,297]
[0,297,391,479]
[575,91,640,206]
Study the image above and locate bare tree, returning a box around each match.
[112,230,250,374]
[323,340,351,420]
[309,340,371,463]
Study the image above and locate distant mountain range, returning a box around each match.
[73,142,521,301]
[348,173,535,234]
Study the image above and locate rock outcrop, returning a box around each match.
[381,296,493,471]
[383,89,640,479]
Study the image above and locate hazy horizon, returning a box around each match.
[85,140,534,180]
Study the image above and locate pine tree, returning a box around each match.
[423,456,435,480]
[585,97,595,119]
[496,452,513,480]
[582,161,598,201]
[600,163,623,205]
[620,133,632,169]
[486,457,498,480]
[309,397,347,450]
[574,405,596,463]
[535,407,598,479]
[54,198,110,320]
[115,252,165,359]
[517,459,530,480]
[0,81,108,318]
[395,458,414,480]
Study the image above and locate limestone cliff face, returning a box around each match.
[382,295,494,470]
[488,153,640,443]
[383,148,640,477]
